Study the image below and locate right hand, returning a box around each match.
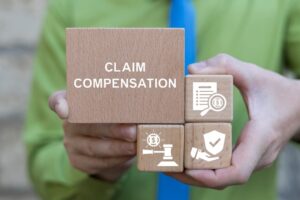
[49,91,137,182]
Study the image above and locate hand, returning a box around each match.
[49,91,137,182]
[168,54,300,189]
[191,148,219,162]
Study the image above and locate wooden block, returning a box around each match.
[185,123,232,169]
[67,28,184,123]
[137,125,184,172]
[185,75,233,122]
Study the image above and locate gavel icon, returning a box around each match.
[142,144,178,167]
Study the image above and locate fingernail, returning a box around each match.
[186,170,197,177]
[55,99,69,119]
[188,62,207,73]
[123,125,136,142]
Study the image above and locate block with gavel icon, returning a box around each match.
[137,125,184,172]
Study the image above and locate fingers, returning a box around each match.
[104,124,137,142]
[68,154,134,175]
[166,171,228,190]
[188,54,259,91]
[65,136,136,158]
[49,92,137,141]
[64,122,137,142]
[94,158,135,181]
[63,123,137,181]
[183,121,268,189]
[255,143,281,170]
[49,90,68,119]
[166,172,205,186]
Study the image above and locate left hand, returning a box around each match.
[167,54,300,189]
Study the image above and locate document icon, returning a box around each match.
[193,82,226,116]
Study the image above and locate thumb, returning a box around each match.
[188,54,256,91]
[49,90,69,119]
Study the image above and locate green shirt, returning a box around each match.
[24,0,300,199]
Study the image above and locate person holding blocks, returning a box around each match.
[24,0,300,200]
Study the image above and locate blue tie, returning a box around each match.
[157,0,197,200]
[170,0,197,75]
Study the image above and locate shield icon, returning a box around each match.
[204,130,226,155]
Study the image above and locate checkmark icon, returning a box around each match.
[209,138,221,147]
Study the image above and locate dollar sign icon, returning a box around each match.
[212,96,223,109]
[146,133,160,147]
[152,137,156,143]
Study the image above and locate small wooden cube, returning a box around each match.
[137,125,184,172]
[185,75,233,122]
[185,123,232,169]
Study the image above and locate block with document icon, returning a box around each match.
[184,123,232,169]
[185,75,233,122]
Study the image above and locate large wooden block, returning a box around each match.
[185,123,232,169]
[67,28,184,123]
[137,125,184,172]
[185,75,233,122]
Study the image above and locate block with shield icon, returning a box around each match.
[185,75,233,122]
[185,123,232,169]
[137,125,184,172]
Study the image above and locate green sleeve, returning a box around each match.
[285,0,300,76]
[23,0,126,199]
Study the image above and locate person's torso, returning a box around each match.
[65,0,291,199]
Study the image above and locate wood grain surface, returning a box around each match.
[185,75,233,122]
[185,123,232,169]
[67,28,184,123]
[137,124,184,172]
